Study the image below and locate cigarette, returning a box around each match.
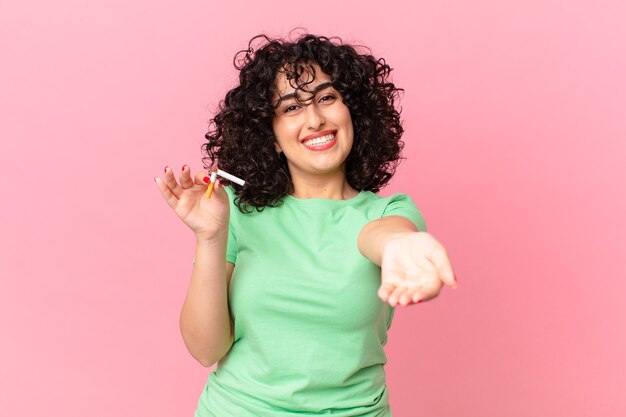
[204,170,218,199]
[216,169,245,186]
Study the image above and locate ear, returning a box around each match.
[274,141,282,153]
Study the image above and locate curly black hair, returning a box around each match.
[202,32,406,213]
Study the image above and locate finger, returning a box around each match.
[180,165,194,189]
[388,286,407,307]
[389,276,418,306]
[393,287,415,307]
[412,288,437,303]
[378,283,396,301]
[194,171,211,186]
[398,290,411,306]
[414,278,444,303]
[196,173,228,203]
[164,166,183,197]
[400,287,422,306]
[411,290,424,304]
[427,244,457,289]
[154,176,179,210]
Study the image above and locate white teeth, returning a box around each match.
[302,133,335,146]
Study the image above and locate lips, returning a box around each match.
[300,130,337,143]
[302,134,337,151]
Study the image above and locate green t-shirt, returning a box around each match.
[195,185,426,416]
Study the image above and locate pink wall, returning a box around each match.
[1,1,625,416]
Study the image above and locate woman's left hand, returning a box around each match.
[378,232,457,307]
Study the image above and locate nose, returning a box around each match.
[305,102,325,130]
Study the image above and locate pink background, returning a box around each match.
[1,0,625,416]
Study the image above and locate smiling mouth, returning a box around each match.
[301,133,336,147]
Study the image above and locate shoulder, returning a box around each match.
[377,192,427,232]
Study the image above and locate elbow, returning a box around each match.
[190,349,219,368]
[197,356,216,368]
[188,349,220,368]
[188,336,234,368]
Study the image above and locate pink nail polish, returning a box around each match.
[164,166,168,173]
[182,165,186,171]
[203,176,210,183]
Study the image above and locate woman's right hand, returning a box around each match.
[154,165,230,241]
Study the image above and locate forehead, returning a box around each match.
[273,62,332,98]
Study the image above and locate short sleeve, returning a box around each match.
[381,193,427,232]
[226,222,238,263]
[224,185,238,263]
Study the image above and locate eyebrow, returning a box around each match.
[277,82,334,104]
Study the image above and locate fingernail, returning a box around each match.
[182,165,186,171]
[164,166,169,173]
[216,179,220,188]
[454,274,458,283]
[154,177,158,182]
[203,176,210,183]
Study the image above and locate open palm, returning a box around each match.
[378,232,456,306]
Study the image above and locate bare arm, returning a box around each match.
[357,216,419,266]
[179,233,235,367]
[359,216,456,306]
[155,166,235,367]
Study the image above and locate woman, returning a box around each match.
[155,33,456,416]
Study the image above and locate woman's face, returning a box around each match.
[272,63,354,179]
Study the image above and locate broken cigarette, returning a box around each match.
[204,170,218,199]
[205,167,246,199]
[216,168,245,186]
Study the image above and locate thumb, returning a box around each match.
[427,243,456,289]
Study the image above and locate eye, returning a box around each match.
[284,104,299,113]
[320,94,336,102]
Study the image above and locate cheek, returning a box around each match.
[273,127,301,153]
[271,120,285,151]
[339,106,353,128]
[343,110,354,137]
[274,118,300,138]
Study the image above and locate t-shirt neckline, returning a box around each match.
[284,190,369,205]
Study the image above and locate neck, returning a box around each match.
[289,169,358,200]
